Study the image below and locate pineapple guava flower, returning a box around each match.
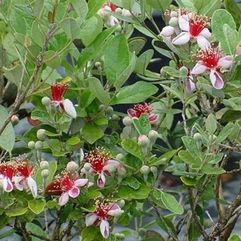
[50,83,77,119]
[172,13,211,50]
[0,163,15,192]
[85,200,123,238]
[191,47,233,89]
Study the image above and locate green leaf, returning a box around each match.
[216,122,235,143]
[72,0,88,20]
[178,150,200,167]
[66,136,80,146]
[181,136,202,160]
[148,149,179,166]
[6,207,28,217]
[28,199,46,215]
[132,114,151,135]
[147,0,172,11]
[43,50,61,68]
[202,165,225,174]
[152,190,184,214]
[228,235,241,241]
[196,0,221,16]
[26,223,48,239]
[205,113,217,134]
[122,176,141,190]
[81,226,103,241]
[224,0,241,27]
[80,16,103,46]
[121,139,144,160]
[129,37,146,55]
[111,81,158,104]
[88,77,110,105]
[60,18,81,39]
[87,0,106,18]
[82,123,104,144]
[0,105,15,152]
[104,35,130,86]
[135,49,154,75]
[222,23,238,55]
[176,0,196,10]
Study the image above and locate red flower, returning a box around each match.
[0,163,15,192]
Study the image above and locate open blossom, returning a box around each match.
[127,103,158,124]
[14,161,38,198]
[45,173,88,206]
[0,163,15,192]
[191,47,233,89]
[51,83,77,119]
[85,200,124,238]
[172,13,211,50]
[84,148,122,188]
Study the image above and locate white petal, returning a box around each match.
[107,204,124,217]
[122,9,132,17]
[178,16,190,31]
[200,28,211,39]
[106,16,119,27]
[27,177,38,198]
[80,148,84,162]
[100,220,109,238]
[172,32,190,45]
[218,56,233,69]
[191,62,207,75]
[68,187,80,198]
[197,36,210,51]
[160,26,175,37]
[63,99,77,119]
[97,173,106,188]
[12,176,24,191]
[210,70,224,89]
[59,192,69,206]
[86,213,98,226]
[186,77,196,93]
[3,177,13,192]
[74,178,88,187]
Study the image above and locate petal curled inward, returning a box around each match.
[68,186,80,198]
[160,26,175,37]
[74,178,88,187]
[218,56,233,69]
[178,16,190,32]
[149,114,158,124]
[210,70,224,89]
[106,16,119,27]
[59,192,69,206]
[3,177,13,192]
[27,177,38,198]
[186,78,196,93]
[107,204,124,217]
[199,28,211,39]
[86,213,98,226]
[12,176,24,191]
[196,35,210,51]
[100,220,110,238]
[172,32,190,45]
[191,62,207,75]
[63,99,77,119]
[97,173,106,188]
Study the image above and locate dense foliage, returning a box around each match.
[1,0,241,240]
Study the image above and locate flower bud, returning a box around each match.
[118,167,126,177]
[138,228,146,235]
[140,165,150,175]
[169,17,178,27]
[115,7,122,14]
[138,135,150,147]
[40,160,49,170]
[122,116,132,126]
[66,161,79,172]
[112,114,119,121]
[148,130,159,142]
[106,106,114,115]
[180,66,188,76]
[116,153,124,161]
[35,141,43,150]
[84,162,91,171]
[41,169,49,178]
[160,26,175,37]
[150,166,158,178]
[11,115,19,125]
[115,24,122,33]
[170,11,178,17]
[115,233,125,239]
[28,141,35,149]
[209,134,217,142]
[37,129,46,140]
[194,133,202,141]
[94,61,102,69]
[118,199,125,208]
[41,96,51,106]
[99,104,105,111]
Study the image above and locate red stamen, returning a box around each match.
[60,175,74,191]
[103,2,117,12]
[128,103,152,118]
[95,202,109,220]
[0,164,15,179]
[51,83,68,102]
[16,162,33,177]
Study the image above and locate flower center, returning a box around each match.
[51,84,68,102]
[189,15,208,37]
[0,164,15,179]
[197,47,221,69]
[103,2,117,12]
[16,162,33,177]
[132,103,151,118]
[61,175,74,191]
[96,203,109,220]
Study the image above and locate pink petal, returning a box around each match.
[172,32,190,45]
[100,220,109,238]
[210,70,224,89]
[106,16,119,27]
[191,62,207,75]
[218,56,233,69]
[3,177,13,192]
[27,177,38,198]
[97,173,106,188]
[200,28,211,39]
[149,114,158,124]
[107,204,123,217]
[68,186,80,198]
[63,99,77,119]
[74,178,88,187]
[186,77,196,93]
[86,213,98,226]
[160,26,175,37]
[122,9,132,17]
[178,16,190,31]
[59,192,69,206]
[127,108,136,117]
[197,35,210,51]
[12,176,24,191]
